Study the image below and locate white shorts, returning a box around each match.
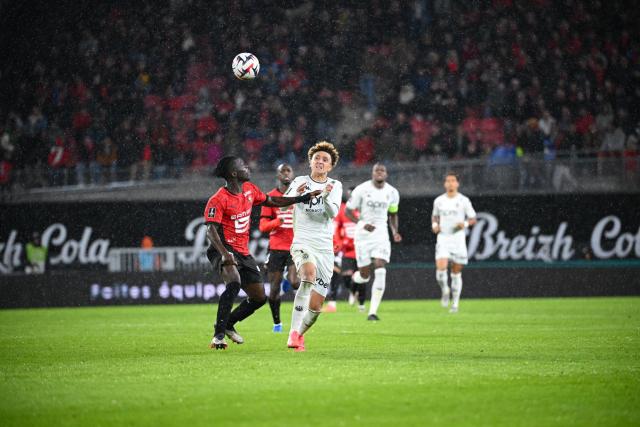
[290,244,334,297]
[435,240,468,265]
[354,234,391,268]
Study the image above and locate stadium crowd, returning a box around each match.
[1,0,639,191]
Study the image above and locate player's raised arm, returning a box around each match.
[322,180,342,219]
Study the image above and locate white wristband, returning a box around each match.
[463,220,469,228]
[432,222,439,230]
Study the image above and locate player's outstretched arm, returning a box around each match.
[263,190,322,207]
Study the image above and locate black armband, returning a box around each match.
[294,193,312,203]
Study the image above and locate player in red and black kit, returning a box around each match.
[259,163,299,333]
[326,188,362,312]
[204,156,320,350]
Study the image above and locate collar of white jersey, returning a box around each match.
[307,175,329,184]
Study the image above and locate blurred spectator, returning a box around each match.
[96,137,118,184]
[25,232,47,274]
[0,0,638,188]
[136,235,158,272]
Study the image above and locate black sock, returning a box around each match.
[227,297,267,328]
[358,282,366,305]
[328,274,341,301]
[343,276,352,297]
[214,281,241,336]
[269,297,281,324]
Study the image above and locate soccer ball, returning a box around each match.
[232,53,260,80]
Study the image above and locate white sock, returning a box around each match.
[436,269,449,291]
[451,273,462,308]
[290,281,311,334]
[352,270,369,284]
[299,309,320,335]
[368,268,386,315]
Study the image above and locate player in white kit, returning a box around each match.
[285,141,342,352]
[431,172,477,313]
[346,163,401,321]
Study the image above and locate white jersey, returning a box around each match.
[284,175,343,252]
[432,192,476,245]
[347,180,399,242]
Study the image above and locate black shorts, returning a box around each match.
[266,249,294,273]
[207,246,262,285]
[341,257,357,274]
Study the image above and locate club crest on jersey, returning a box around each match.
[208,207,216,218]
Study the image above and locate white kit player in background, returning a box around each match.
[285,142,342,352]
[346,163,402,321]
[431,172,477,313]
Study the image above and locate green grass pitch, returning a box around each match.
[1,297,638,427]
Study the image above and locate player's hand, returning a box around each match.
[322,183,334,198]
[432,224,440,234]
[393,232,402,243]
[454,222,465,231]
[296,183,307,194]
[364,223,376,232]
[221,252,237,267]
[309,189,322,198]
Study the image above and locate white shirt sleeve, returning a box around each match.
[283,177,302,197]
[431,198,440,218]
[464,197,476,219]
[324,179,342,219]
[389,188,400,212]
[346,184,362,211]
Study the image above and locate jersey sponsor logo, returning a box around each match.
[207,207,216,218]
[230,209,251,220]
[365,200,388,209]
[295,305,304,311]
[234,215,251,233]
[306,196,324,208]
[439,209,459,216]
[316,277,328,289]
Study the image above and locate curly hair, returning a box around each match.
[307,141,339,167]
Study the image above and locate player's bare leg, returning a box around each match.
[210,264,242,350]
[352,265,371,313]
[225,282,267,342]
[289,261,321,352]
[449,263,464,313]
[268,270,284,332]
[435,258,450,308]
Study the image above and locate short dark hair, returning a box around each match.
[444,171,460,181]
[214,156,239,179]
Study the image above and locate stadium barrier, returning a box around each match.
[3,193,639,274]
[6,155,640,203]
[0,262,638,308]
[107,247,209,272]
